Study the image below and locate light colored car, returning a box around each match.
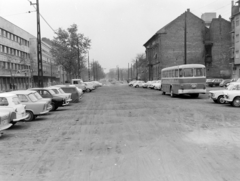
[84,82,95,92]
[11,90,50,121]
[0,110,13,134]
[0,93,28,124]
[128,80,137,86]
[142,81,152,88]
[92,81,103,87]
[153,80,162,90]
[29,91,52,111]
[71,79,87,92]
[48,86,72,104]
[223,83,240,107]
[148,80,157,89]
[133,81,145,88]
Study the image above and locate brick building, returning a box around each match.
[231,0,240,79]
[144,9,231,80]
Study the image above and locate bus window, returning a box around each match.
[172,70,175,77]
[194,68,203,77]
[175,69,179,77]
[179,69,183,77]
[183,68,193,77]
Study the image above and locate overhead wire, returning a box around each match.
[27,0,57,34]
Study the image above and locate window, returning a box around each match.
[17,94,28,102]
[236,34,239,42]
[28,93,38,102]
[236,50,239,58]
[0,97,9,106]
[194,68,204,77]
[175,69,179,77]
[179,69,183,77]
[236,17,239,27]
[0,45,2,52]
[183,68,193,77]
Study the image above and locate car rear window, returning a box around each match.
[61,87,76,93]
[17,94,28,102]
[12,97,21,105]
[28,93,38,102]
[0,97,9,106]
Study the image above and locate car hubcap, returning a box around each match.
[220,97,225,104]
[234,99,240,107]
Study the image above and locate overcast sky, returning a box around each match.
[0,0,232,72]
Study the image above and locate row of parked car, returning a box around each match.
[129,79,240,107]
[0,81,103,136]
[206,78,239,87]
[128,80,162,90]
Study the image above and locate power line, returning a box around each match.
[27,0,57,34]
[1,11,31,18]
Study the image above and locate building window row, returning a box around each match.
[0,44,30,59]
[0,28,29,47]
[0,61,30,71]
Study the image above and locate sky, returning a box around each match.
[0,0,233,72]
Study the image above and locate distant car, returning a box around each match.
[0,93,28,124]
[148,80,158,89]
[133,81,145,88]
[207,79,223,87]
[11,90,50,121]
[223,83,240,107]
[84,82,96,91]
[128,80,136,86]
[54,85,82,103]
[0,110,13,134]
[142,81,152,88]
[29,88,65,111]
[219,79,231,87]
[92,81,103,87]
[71,79,87,92]
[153,80,162,90]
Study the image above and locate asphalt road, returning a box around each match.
[0,84,240,181]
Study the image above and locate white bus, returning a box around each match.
[161,64,206,98]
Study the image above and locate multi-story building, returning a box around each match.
[144,9,231,80]
[0,16,61,91]
[0,16,32,91]
[231,0,240,79]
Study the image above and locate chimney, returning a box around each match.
[187,9,190,12]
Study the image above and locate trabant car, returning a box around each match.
[47,86,72,103]
[0,109,13,134]
[153,80,162,90]
[29,88,65,111]
[83,82,95,92]
[133,81,145,88]
[223,83,240,107]
[11,90,49,121]
[207,79,223,87]
[0,93,28,124]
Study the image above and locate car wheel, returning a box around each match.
[136,85,139,88]
[232,97,240,107]
[217,95,225,104]
[25,111,34,121]
[162,91,165,95]
[86,88,91,92]
[51,103,58,111]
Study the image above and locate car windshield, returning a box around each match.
[227,84,240,90]
[28,93,38,102]
[48,89,56,95]
[34,92,42,100]
[12,97,21,105]
[59,88,65,94]
[51,89,59,94]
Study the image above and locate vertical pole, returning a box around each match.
[184,11,187,64]
[128,63,129,81]
[136,59,138,80]
[88,51,90,80]
[131,64,132,80]
[93,60,95,81]
[77,39,80,78]
[36,0,43,87]
[96,63,98,81]
[50,60,52,84]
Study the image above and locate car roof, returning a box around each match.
[11,90,36,94]
[0,92,17,97]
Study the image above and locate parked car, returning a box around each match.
[148,80,157,89]
[153,80,162,90]
[28,90,52,111]
[207,79,223,87]
[29,88,66,111]
[223,83,240,107]
[11,90,50,121]
[54,85,82,103]
[84,82,96,91]
[133,81,145,88]
[92,81,103,87]
[71,79,87,92]
[0,109,13,134]
[0,93,28,124]
[142,81,152,88]
[128,80,137,86]
[219,79,231,87]
[47,86,72,103]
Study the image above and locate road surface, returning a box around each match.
[0,84,240,181]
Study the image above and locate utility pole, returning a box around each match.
[77,39,80,78]
[92,60,95,81]
[128,63,129,81]
[131,64,132,80]
[31,0,43,87]
[96,63,98,81]
[88,50,90,80]
[184,10,187,64]
[136,59,138,80]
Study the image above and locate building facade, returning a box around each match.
[0,16,33,91]
[0,16,62,91]
[231,0,240,79]
[144,9,231,80]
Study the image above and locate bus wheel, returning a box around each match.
[162,91,165,95]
